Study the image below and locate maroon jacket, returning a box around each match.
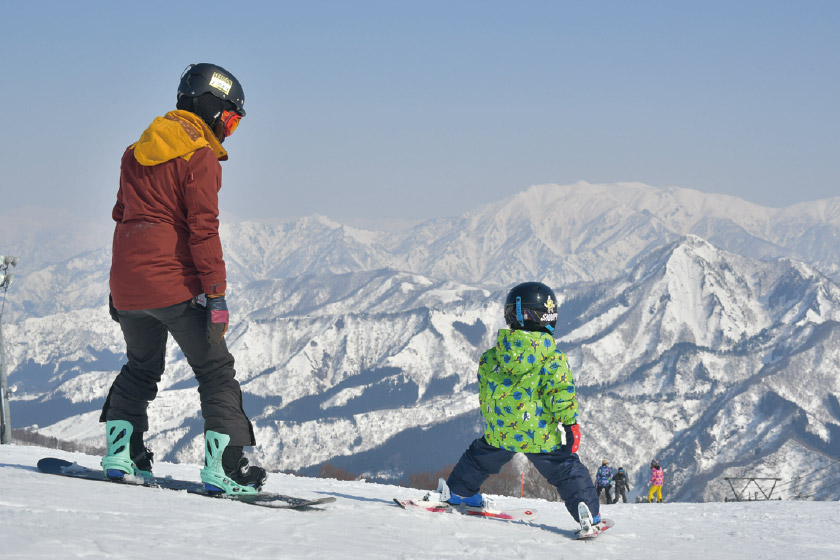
[110,110,228,310]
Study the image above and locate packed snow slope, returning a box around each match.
[1,444,837,560]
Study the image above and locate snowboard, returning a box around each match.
[37,458,335,510]
[393,498,538,522]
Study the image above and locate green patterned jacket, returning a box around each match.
[478,329,578,453]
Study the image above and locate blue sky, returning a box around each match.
[1,0,837,222]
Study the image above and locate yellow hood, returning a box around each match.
[133,110,227,166]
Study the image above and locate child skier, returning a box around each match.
[424,282,606,537]
[595,459,614,504]
[612,467,631,503]
[648,459,664,503]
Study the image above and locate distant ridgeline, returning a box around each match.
[5,183,840,501]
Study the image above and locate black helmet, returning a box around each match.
[651,459,660,468]
[503,282,558,333]
[177,63,245,116]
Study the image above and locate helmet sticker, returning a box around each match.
[209,72,233,95]
[540,294,557,322]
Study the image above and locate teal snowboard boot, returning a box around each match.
[200,431,267,496]
[101,420,154,480]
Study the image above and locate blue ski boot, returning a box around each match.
[427,478,487,508]
[200,431,267,496]
[101,420,154,480]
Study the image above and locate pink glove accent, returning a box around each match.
[210,309,229,323]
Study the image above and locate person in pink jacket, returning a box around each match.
[648,459,664,503]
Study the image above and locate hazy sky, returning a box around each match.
[1,0,837,223]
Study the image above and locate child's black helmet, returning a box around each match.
[177,63,245,116]
[503,282,558,333]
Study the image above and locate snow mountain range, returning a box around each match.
[3,182,840,501]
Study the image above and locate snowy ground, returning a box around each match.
[1,444,838,560]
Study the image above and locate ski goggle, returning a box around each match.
[220,109,242,137]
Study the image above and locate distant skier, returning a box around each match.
[425,282,606,537]
[612,467,631,503]
[648,459,664,503]
[100,63,266,495]
[595,459,614,504]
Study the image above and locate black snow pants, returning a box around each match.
[100,299,255,446]
[596,484,614,504]
[446,432,600,522]
[614,486,628,503]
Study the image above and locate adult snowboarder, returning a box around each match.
[612,467,631,503]
[595,459,614,504]
[426,282,606,537]
[100,63,267,495]
[648,459,664,503]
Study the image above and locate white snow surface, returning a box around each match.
[1,444,837,560]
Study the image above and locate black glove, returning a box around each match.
[108,294,120,323]
[206,293,229,344]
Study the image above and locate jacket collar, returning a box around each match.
[133,110,228,166]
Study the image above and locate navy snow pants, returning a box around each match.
[447,429,599,522]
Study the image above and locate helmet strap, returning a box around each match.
[515,297,524,327]
[211,117,226,143]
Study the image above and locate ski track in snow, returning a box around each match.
[1,444,838,559]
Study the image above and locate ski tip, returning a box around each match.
[464,507,539,522]
[393,498,407,509]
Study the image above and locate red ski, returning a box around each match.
[393,498,538,522]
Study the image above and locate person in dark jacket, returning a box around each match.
[100,63,266,496]
[612,467,631,503]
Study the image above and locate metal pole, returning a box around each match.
[0,255,17,445]
[0,310,10,444]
